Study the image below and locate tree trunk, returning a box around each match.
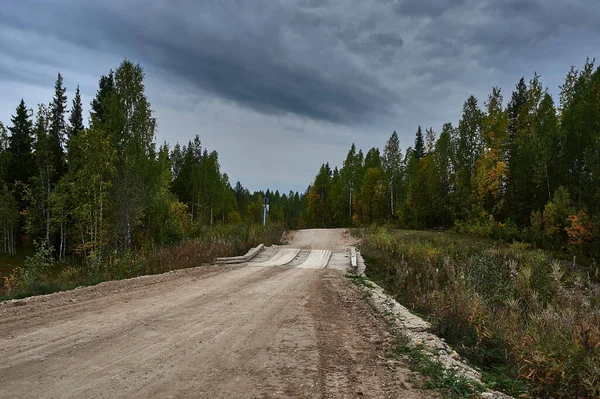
[545,160,551,202]
[81,230,87,258]
[390,182,394,217]
[99,177,104,255]
[59,218,65,260]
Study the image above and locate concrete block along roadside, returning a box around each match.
[216,244,264,264]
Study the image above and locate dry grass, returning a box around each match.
[1,223,284,300]
[360,227,600,398]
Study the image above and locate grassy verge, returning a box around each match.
[393,343,485,399]
[358,227,600,398]
[0,223,284,301]
[346,272,486,398]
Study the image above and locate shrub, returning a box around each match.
[360,228,600,398]
[1,222,284,301]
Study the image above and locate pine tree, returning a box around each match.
[475,87,508,218]
[90,71,114,126]
[560,59,600,215]
[533,93,560,205]
[313,163,332,226]
[341,144,363,225]
[507,74,543,225]
[507,78,528,142]
[68,85,85,141]
[49,73,67,179]
[7,99,34,185]
[0,122,18,254]
[414,126,425,160]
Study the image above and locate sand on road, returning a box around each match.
[0,229,431,399]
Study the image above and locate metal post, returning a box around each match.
[349,187,353,224]
[262,197,269,226]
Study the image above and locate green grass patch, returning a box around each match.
[393,343,484,399]
[346,273,375,289]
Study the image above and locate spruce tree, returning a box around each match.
[49,73,67,179]
[7,99,34,185]
[414,126,425,160]
[90,71,114,126]
[68,85,85,140]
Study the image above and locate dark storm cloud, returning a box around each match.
[0,0,598,127]
[1,0,598,193]
[402,0,599,81]
[393,0,467,18]
[0,0,400,124]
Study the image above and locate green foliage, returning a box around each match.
[68,85,84,142]
[0,223,284,300]
[359,167,388,225]
[2,241,54,296]
[346,273,375,289]
[7,99,34,186]
[49,73,68,180]
[413,125,425,160]
[542,186,572,244]
[0,59,301,300]
[382,131,402,218]
[301,58,599,261]
[360,228,600,398]
[393,343,485,398]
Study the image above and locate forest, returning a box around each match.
[0,60,304,262]
[0,60,305,298]
[304,59,600,260]
[1,57,599,283]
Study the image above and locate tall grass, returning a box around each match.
[360,227,600,398]
[1,223,284,301]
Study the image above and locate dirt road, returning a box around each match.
[0,229,430,398]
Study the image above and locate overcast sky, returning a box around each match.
[1,0,599,193]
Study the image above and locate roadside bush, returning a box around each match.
[1,222,284,301]
[1,241,56,297]
[360,228,600,398]
[466,252,513,306]
[454,214,521,243]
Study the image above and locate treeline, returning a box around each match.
[0,60,303,260]
[305,59,600,257]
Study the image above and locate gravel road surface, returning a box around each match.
[0,229,432,398]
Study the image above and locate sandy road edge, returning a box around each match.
[0,263,239,315]
[350,272,513,399]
